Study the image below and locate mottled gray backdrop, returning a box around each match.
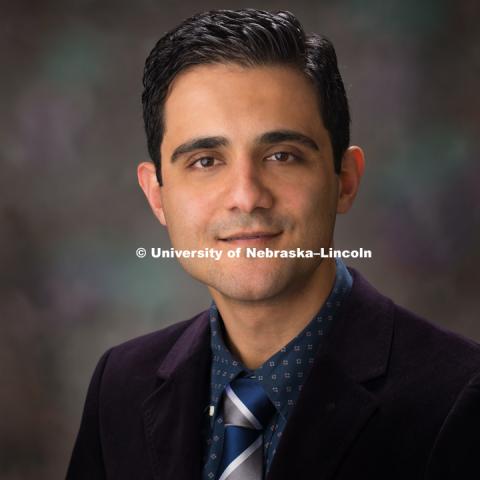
[2,0,479,478]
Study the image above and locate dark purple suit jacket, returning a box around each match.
[66,269,480,479]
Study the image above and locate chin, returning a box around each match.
[206,263,300,303]
[182,257,322,302]
[210,279,284,303]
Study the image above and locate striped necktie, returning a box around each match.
[217,377,276,480]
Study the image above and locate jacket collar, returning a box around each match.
[325,267,394,383]
[156,310,211,381]
[142,268,394,480]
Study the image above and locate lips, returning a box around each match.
[219,231,282,241]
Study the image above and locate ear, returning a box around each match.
[137,162,167,226]
[336,146,365,214]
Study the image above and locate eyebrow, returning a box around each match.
[257,130,319,151]
[170,136,228,163]
[170,129,319,163]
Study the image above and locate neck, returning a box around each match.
[209,258,336,370]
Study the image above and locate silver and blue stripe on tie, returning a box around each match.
[217,377,276,480]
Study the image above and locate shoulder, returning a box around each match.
[98,309,210,385]
[392,301,480,373]
[350,266,480,368]
[388,300,480,409]
[346,267,480,396]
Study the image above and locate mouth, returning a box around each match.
[218,231,282,244]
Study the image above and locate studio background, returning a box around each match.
[2,1,479,478]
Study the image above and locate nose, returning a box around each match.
[224,158,274,213]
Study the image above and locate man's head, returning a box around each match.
[141,9,351,184]
[138,9,364,304]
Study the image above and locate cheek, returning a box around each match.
[162,187,216,244]
[285,178,335,224]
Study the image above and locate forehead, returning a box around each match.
[162,63,326,146]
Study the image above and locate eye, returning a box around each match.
[265,151,298,163]
[190,156,220,169]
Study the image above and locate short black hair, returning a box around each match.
[142,8,350,184]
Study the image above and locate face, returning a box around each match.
[140,64,359,303]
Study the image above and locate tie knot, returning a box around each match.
[222,377,275,430]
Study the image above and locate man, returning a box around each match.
[67,9,480,480]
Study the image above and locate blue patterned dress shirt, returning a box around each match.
[202,258,353,480]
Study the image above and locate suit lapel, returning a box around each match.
[267,269,394,480]
[141,311,211,480]
[267,354,378,480]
